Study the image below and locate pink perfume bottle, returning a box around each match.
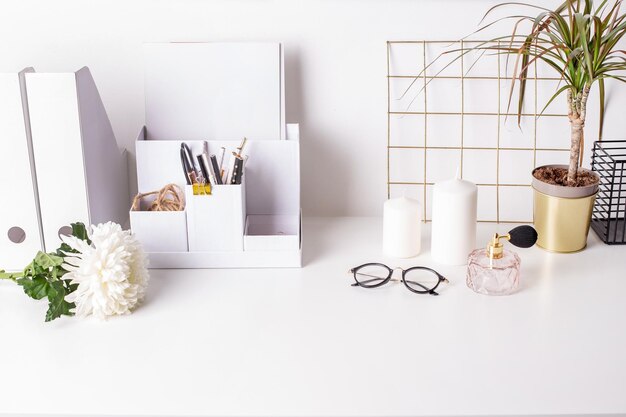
[466,226,537,296]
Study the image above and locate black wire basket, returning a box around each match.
[591,140,626,244]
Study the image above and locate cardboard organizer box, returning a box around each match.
[130,43,301,268]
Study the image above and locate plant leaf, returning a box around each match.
[17,276,52,300]
[598,77,605,140]
[45,281,74,322]
[575,13,595,81]
[33,251,64,270]
[70,222,90,244]
[56,242,77,257]
[538,84,571,117]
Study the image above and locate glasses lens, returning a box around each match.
[353,264,390,287]
[403,268,440,292]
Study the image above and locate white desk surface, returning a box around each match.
[1,217,625,417]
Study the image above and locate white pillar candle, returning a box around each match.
[431,175,477,265]
[383,196,421,258]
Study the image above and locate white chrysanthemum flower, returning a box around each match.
[62,222,149,319]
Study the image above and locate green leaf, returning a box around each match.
[33,251,64,270]
[70,222,90,244]
[595,0,609,17]
[56,242,77,256]
[64,278,79,294]
[50,263,67,281]
[598,77,605,140]
[45,281,74,322]
[22,260,38,278]
[575,13,595,81]
[17,276,52,300]
[1,220,87,322]
[538,84,571,117]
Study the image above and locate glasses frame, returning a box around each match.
[349,263,448,296]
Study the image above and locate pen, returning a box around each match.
[232,155,244,185]
[197,154,212,185]
[180,148,193,185]
[221,153,229,183]
[224,153,235,185]
[181,143,200,179]
[217,147,226,173]
[209,155,223,185]
[180,148,198,185]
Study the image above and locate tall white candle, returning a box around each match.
[431,175,477,265]
[383,196,421,258]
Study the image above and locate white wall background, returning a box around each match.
[2,0,624,216]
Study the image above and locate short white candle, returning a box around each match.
[431,175,477,265]
[383,196,422,258]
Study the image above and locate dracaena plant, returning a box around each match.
[490,0,626,185]
[409,0,626,186]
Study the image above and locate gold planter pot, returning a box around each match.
[532,165,599,253]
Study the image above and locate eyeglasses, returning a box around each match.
[349,263,448,295]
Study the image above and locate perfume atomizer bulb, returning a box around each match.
[486,225,538,260]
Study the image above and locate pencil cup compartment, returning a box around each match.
[130,195,188,253]
[244,214,300,251]
[186,182,246,252]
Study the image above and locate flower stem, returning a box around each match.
[0,271,22,282]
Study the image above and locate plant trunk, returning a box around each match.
[568,118,584,184]
[566,87,590,186]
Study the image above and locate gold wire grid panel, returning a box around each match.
[387,40,571,223]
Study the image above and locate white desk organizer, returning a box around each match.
[130,43,301,268]
[0,67,128,271]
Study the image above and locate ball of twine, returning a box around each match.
[131,184,185,212]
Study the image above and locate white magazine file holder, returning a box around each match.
[25,67,129,252]
[1,67,129,271]
[131,43,301,268]
[0,69,43,271]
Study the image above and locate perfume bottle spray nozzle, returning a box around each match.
[485,225,538,260]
